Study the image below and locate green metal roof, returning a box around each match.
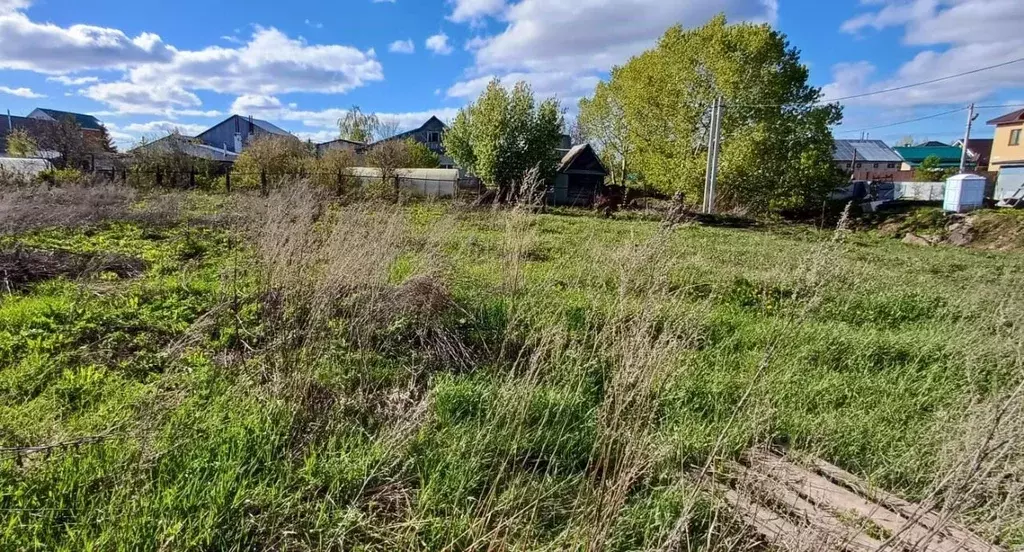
[893,145,968,167]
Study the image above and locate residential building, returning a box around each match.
[27,107,107,153]
[986,108,1024,172]
[27,108,103,131]
[893,143,971,172]
[952,138,994,172]
[548,144,608,206]
[380,116,453,167]
[132,133,239,163]
[316,138,365,157]
[833,140,903,180]
[197,115,295,154]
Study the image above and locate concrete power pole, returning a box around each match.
[959,103,977,174]
[703,97,724,214]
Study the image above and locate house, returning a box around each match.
[986,109,1024,173]
[833,140,903,181]
[196,115,295,154]
[380,116,453,168]
[548,144,608,207]
[27,108,103,131]
[893,143,971,172]
[317,138,365,157]
[132,133,239,163]
[952,138,994,172]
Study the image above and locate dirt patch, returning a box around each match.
[866,206,1024,251]
[0,248,146,291]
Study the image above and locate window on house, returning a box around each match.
[856,162,862,168]
[846,163,852,169]
[1011,129,1022,146]
[887,163,896,169]
[873,163,879,168]
[428,131,441,143]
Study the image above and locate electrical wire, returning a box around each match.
[824,56,1024,103]
[835,107,968,135]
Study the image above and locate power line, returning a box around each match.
[824,56,1024,103]
[836,107,967,135]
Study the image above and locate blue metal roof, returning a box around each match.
[834,140,903,163]
[34,108,103,130]
[250,118,291,136]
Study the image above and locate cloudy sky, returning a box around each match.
[1,0,1022,147]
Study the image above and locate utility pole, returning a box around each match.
[959,103,977,173]
[703,96,724,214]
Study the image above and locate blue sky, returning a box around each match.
[2,0,1022,148]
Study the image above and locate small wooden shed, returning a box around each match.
[548,144,607,207]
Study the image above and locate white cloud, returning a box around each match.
[0,0,31,14]
[0,2,384,116]
[47,75,100,86]
[372,0,396,3]
[120,120,210,136]
[0,85,45,98]
[447,72,600,102]
[470,0,777,74]
[827,0,1024,107]
[0,11,173,73]
[305,19,324,29]
[447,0,506,23]
[426,33,454,55]
[122,27,383,97]
[81,82,202,115]
[389,39,415,54]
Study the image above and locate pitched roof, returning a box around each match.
[33,108,103,130]
[833,140,902,163]
[197,115,295,141]
[384,116,447,143]
[250,118,291,136]
[987,108,1024,126]
[557,143,607,174]
[130,133,239,162]
[954,138,994,165]
[894,145,968,166]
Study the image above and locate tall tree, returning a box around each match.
[582,15,844,213]
[97,124,118,153]
[577,78,631,187]
[338,106,381,144]
[444,79,564,202]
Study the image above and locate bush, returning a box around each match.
[36,168,83,185]
[231,135,311,189]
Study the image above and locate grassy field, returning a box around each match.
[1,183,1023,550]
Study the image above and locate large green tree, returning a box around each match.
[444,79,564,202]
[577,79,631,187]
[578,15,844,213]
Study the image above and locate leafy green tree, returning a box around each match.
[6,128,38,158]
[914,155,958,182]
[582,15,843,213]
[445,79,564,202]
[337,106,380,144]
[405,139,441,168]
[577,79,631,187]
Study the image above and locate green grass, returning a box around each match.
[2,193,1023,550]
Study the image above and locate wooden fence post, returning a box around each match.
[261,169,268,196]
[225,171,231,193]
[189,168,196,189]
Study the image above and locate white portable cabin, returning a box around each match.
[344,167,460,197]
[943,174,986,213]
